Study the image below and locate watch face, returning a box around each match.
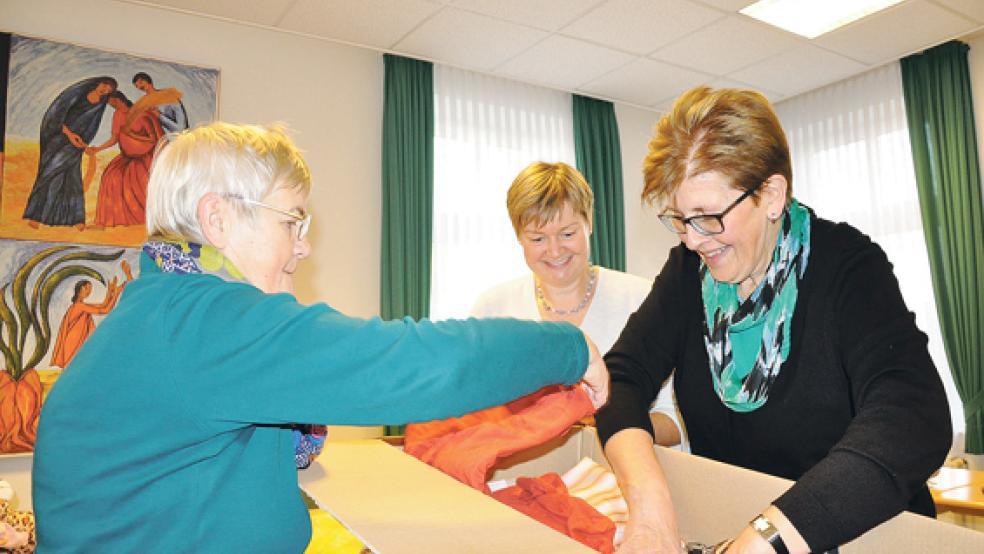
[752,517,770,532]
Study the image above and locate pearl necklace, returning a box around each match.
[536,266,598,316]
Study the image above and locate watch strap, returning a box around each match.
[750,514,790,554]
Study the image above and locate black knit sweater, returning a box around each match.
[595,213,952,551]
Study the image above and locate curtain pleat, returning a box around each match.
[900,41,984,453]
[573,95,625,271]
[381,54,434,435]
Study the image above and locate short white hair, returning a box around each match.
[145,122,311,243]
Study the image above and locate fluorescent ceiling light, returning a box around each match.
[740,0,905,39]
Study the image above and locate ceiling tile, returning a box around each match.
[394,7,548,70]
[495,35,635,90]
[651,15,803,76]
[933,0,984,22]
[727,44,867,97]
[278,0,442,49]
[815,0,977,65]
[450,0,601,31]
[139,0,295,26]
[579,58,714,107]
[562,0,726,55]
[707,77,784,102]
[696,0,756,12]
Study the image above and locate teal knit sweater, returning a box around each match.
[33,255,587,553]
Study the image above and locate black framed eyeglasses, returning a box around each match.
[658,182,763,236]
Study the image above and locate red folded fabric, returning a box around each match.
[492,473,615,554]
[404,385,594,493]
[404,385,615,552]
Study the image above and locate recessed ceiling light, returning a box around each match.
[740,0,906,39]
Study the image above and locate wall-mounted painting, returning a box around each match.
[0,239,141,453]
[0,32,219,248]
[0,33,218,453]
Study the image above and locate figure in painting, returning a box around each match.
[22,76,118,231]
[50,260,133,368]
[87,91,164,228]
[132,72,189,133]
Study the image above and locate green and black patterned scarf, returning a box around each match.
[701,200,811,412]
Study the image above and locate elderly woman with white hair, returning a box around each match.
[32,122,609,553]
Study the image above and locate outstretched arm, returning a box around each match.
[77,279,120,315]
[86,131,119,154]
[62,125,86,149]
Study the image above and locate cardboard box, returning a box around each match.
[300,427,984,553]
[298,438,596,553]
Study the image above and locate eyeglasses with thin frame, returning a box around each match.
[227,195,311,240]
[658,181,763,236]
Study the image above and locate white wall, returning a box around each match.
[616,103,679,280]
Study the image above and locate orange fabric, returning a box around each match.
[404,385,594,493]
[492,473,615,554]
[404,385,614,552]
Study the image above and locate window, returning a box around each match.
[430,65,575,320]
[776,63,964,441]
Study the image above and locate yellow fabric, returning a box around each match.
[305,509,365,554]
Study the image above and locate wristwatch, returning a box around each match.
[750,514,790,554]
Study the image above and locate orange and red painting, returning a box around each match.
[0,33,218,452]
[1,32,219,248]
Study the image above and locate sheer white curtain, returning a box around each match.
[430,65,576,320]
[775,63,965,441]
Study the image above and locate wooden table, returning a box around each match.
[928,467,984,517]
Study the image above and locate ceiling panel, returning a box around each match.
[815,0,978,65]
[561,0,725,55]
[495,35,635,90]
[707,77,783,102]
[727,44,868,98]
[450,0,601,31]
[696,0,756,12]
[579,58,714,107]
[139,0,295,26]
[394,7,548,70]
[279,0,442,48]
[131,0,981,111]
[933,0,984,22]
[651,15,803,75]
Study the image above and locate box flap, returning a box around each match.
[299,439,597,553]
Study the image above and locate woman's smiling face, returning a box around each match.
[519,202,591,289]
[668,171,781,292]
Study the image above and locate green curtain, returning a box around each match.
[380,54,434,436]
[900,41,984,453]
[573,94,626,271]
